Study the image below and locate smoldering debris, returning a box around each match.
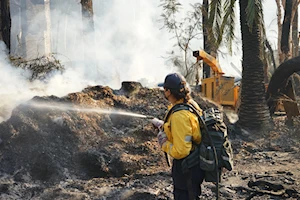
[0,83,299,199]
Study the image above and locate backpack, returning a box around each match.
[165,103,234,183]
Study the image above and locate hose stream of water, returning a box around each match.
[25,101,153,119]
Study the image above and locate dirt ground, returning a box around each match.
[0,82,299,200]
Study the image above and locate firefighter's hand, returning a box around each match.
[157,131,167,147]
[150,118,164,129]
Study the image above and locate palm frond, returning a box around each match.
[246,0,265,57]
[246,0,264,33]
[208,0,223,50]
[222,0,237,53]
[215,0,237,52]
[209,0,222,24]
[256,0,265,39]
[245,0,255,32]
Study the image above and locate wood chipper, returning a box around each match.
[193,50,240,109]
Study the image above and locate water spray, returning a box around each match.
[25,101,155,119]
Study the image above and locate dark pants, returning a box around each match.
[172,159,205,200]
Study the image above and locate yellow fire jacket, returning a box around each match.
[161,99,202,159]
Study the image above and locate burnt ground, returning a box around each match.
[0,82,299,200]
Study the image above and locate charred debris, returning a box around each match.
[0,82,299,199]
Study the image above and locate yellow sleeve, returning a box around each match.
[162,111,193,159]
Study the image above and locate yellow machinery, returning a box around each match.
[193,50,240,108]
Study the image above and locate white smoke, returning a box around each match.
[0,42,38,121]
[13,0,180,88]
[2,0,180,121]
[0,0,283,122]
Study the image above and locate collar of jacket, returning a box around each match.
[167,99,185,110]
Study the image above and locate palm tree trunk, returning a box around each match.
[238,0,271,130]
[0,0,11,52]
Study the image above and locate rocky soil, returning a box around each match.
[0,82,299,200]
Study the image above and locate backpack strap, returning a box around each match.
[164,103,205,128]
[162,104,191,168]
[172,103,221,199]
[164,103,191,123]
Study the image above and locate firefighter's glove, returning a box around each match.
[151,118,164,130]
[157,131,167,147]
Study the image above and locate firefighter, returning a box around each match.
[152,73,205,200]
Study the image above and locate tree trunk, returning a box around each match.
[80,0,96,70]
[44,0,51,57]
[276,0,283,64]
[202,0,211,78]
[238,0,271,130]
[265,40,277,73]
[280,0,293,62]
[20,0,28,57]
[0,0,11,52]
[81,0,94,33]
[291,3,298,57]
